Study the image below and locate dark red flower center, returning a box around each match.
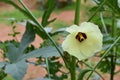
[75,32,87,42]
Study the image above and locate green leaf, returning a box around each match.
[6,43,19,63]
[103,34,115,50]
[78,69,92,80]
[103,34,114,43]
[116,59,120,65]
[27,21,48,39]
[105,0,120,14]
[5,60,28,80]
[0,42,6,49]
[0,62,8,68]
[19,46,60,60]
[19,21,35,53]
[97,59,111,73]
[6,22,35,62]
[0,0,11,3]
[0,69,7,80]
[89,6,104,12]
[2,75,14,80]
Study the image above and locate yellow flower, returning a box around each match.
[62,22,103,60]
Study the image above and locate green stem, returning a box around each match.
[110,12,116,80]
[45,58,51,78]
[110,55,114,80]
[87,0,107,22]
[100,12,108,34]
[70,0,81,80]
[18,0,68,67]
[70,56,76,80]
[74,0,81,25]
[111,13,116,38]
[86,36,120,80]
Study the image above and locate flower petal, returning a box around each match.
[66,22,100,33]
[62,22,103,60]
[66,25,80,33]
[62,33,86,60]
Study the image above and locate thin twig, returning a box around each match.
[100,12,108,34]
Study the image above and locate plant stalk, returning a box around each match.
[110,55,114,80]
[100,12,108,34]
[70,56,76,80]
[74,0,81,25]
[110,12,116,80]
[45,58,51,78]
[70,0,81,80]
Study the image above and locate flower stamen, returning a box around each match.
[76,32,87,42]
